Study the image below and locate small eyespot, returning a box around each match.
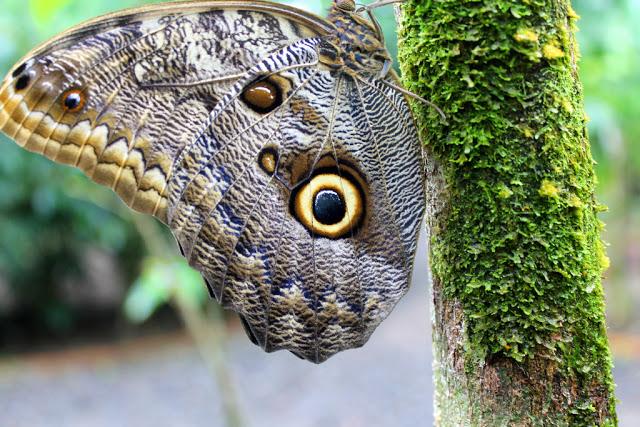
[241,78,282,114]
[291,167,366,239]
[61,89,85,113]
[258,147,279,175]
[12,63,27,78]
[15,75,30,91]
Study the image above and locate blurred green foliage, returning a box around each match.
[0,140,144,331]
[578,0,640,184]
[0,0,636,333]
[0,0,156,333]
[124,257,206,323]
[575,0,640,327]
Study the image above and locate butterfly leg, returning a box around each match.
[378,59,393,79]
[375,77,448,123]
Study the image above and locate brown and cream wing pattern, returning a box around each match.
[160,41,424,362]
[0,0,425,363]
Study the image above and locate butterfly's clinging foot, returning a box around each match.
[380,80,448,123]
[378,59,393,79]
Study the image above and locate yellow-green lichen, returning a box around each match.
[539,179,561,198]
[568,193,583,209]
[568,5,580,20]
[518,124,535,138]
[514,28,539,43]
[596,240,611,271]
[497,184,513,199]
[543,43,565,59]
[561,97,574,113]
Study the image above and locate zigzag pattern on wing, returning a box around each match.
[167,39,335,362]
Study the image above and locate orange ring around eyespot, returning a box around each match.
[61,89,85,113]
[293,173,364,239]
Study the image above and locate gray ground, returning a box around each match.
[0,240,637,426]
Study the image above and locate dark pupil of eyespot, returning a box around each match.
[313,189,345,225]
[15,75,30,91]
[64,93,81,110]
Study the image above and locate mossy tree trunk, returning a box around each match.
[398,0,617,425]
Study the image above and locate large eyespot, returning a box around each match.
[61,89,85,113]
[291,167,366,239]
[241,77,282,114]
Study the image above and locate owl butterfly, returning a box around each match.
[0,0,426,363]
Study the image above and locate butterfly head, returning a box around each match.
[335,0,357,12]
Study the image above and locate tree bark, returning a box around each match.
[398,0,617,425]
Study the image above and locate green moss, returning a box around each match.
[399,0,616,423]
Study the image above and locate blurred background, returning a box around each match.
[0,0,638,425]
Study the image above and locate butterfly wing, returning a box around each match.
[0,1,424,363]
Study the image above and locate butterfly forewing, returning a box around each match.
[0,1,330,221]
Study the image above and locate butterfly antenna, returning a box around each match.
[381,80,448,123]
[355,0,405,13]
[354,0,406,42]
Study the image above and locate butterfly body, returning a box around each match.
[0,0,424,363]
